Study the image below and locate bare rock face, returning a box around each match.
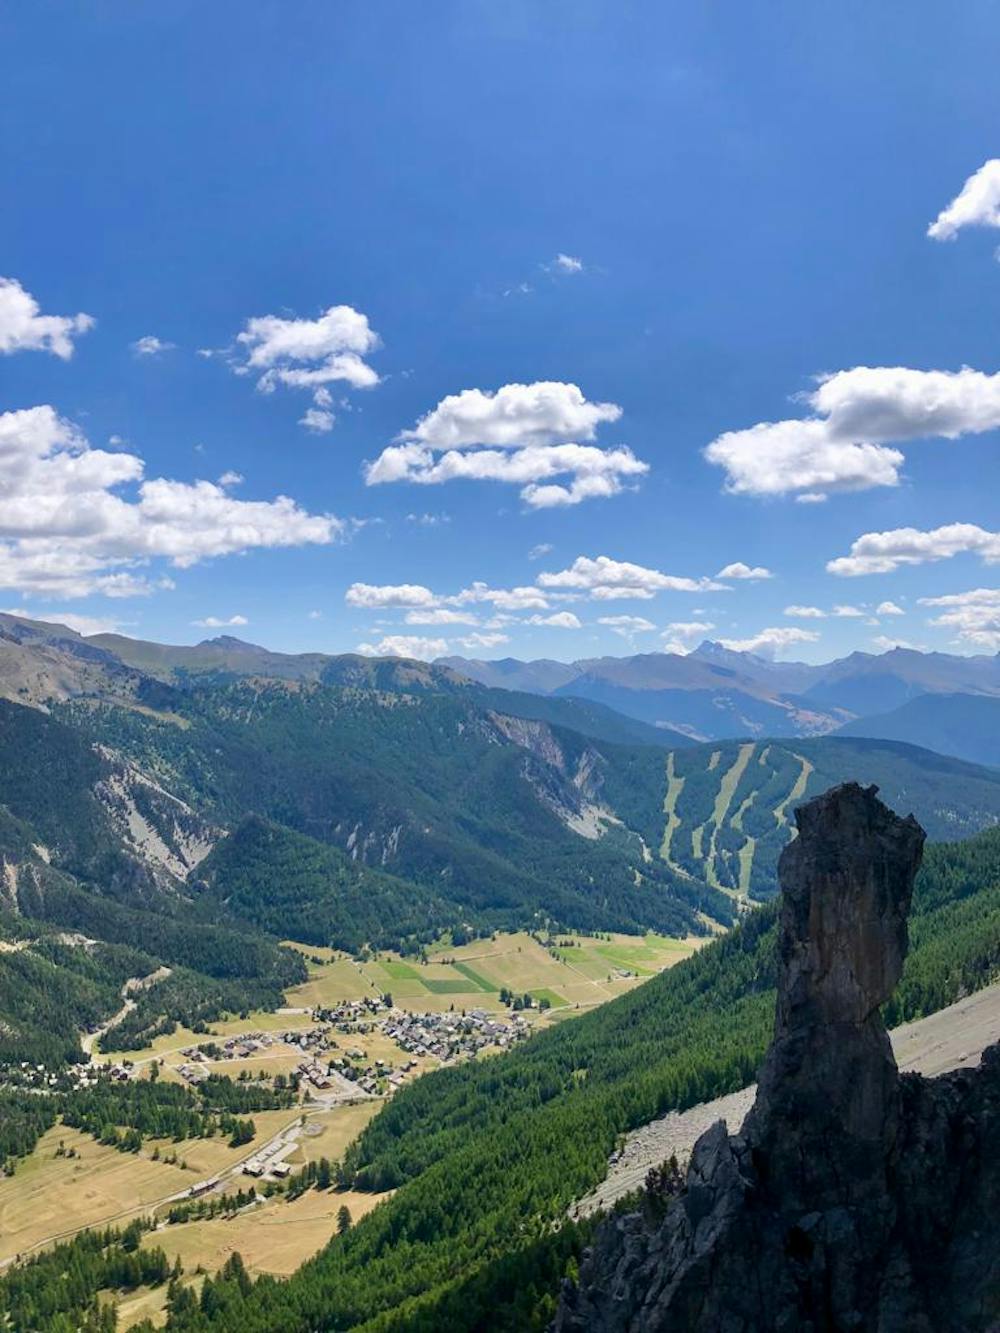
[555,783,1000,1332]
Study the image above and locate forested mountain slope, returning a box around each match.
[622,734,1000,901]
[837,692,1000,769]
[81,821,1000,1333]
[62,681,731,940]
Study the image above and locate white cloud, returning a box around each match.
[784,605,827,619]
[193,614,249,629]
[828,523,1000,576]
[831,604,865,618]
[2,607,121,636]
[0,406,339,599]
[230,305,380,427]
[705,365,1000,500]
[537,555,723,600]
[550,253,584,274]
[356,635,448,661]
[597,615,656,637]
[659,621,716,655]
[406,512,450,526]
[928,160,1000,241]
[457,631,509,649]
[918,587,1000,650]
[366,382,642,508]
[876,600,905,616]
[399,381,620,449]
[131,335,174,357]
[665,620,716,637]
[345,582,437,609]
[528,542,553,560]
[716,562,773,581]
[299,407,335,433]
[0,277,94,359]
[451,582,551,611]
[715,626,820,658]
[404,607,479,626]
[525,611,582,629]
[307,610,323,620]
[365,441,648,508]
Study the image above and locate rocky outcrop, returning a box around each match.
[555,783,1000,1332]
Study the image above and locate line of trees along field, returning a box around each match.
[3,826,999,1332]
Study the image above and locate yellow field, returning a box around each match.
[280,928,701,1031]
[143,1184,388,1281]
[283,1103,380,1167]
[0,1126,192,1264]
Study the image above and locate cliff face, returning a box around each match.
[555,783,1000,1332]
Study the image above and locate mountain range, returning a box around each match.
[2,609,1000,1069]
[441,641,1000,746]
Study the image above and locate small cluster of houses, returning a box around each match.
[382,1008,530,1063]
[314,996,391,1034]
[0,1059,135,1092]
[242,1138,295,1179]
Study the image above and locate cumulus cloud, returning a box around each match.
[367,440,648,508]
[528,542,553,560]
[715,626,820,658]
[928,160,1000,241]
[876,600,905,616]
[131,335,174,357]
[457,631,509,649]
[346,579,550,618]
[827,523,1000,576]
[403,607,479,626]
[236,304,379,390]
[597,615,656,637]
[0,277,94,358]
[784,605,827,619]
[918,586,1000,650]
[0,405,338,599]
[356,634,448,660]
[229,304,380,429]
[398,381,620,450]
[193,614,249,629]
[300,407,335,433]
[450,581,551,611]
[345,582,437,609]
[716,562,773,580]
[537,555,723,600]
[706,365,1000,500]
[525,611,582,629]
[366,382,644,507]
[660,620,717,655]
[549,253,584,274]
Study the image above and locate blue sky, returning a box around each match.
[1,1,999,663]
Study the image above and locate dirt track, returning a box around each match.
[574,980,1000,1218]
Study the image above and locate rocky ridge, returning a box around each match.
[555,782,1000,1332]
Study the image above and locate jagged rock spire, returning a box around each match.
[555,783,1000,1332]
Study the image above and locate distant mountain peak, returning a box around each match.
[197,635,265,652]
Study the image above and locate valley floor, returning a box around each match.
[574,980,1000,1218]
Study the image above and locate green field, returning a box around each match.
[284,930,701,1022]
